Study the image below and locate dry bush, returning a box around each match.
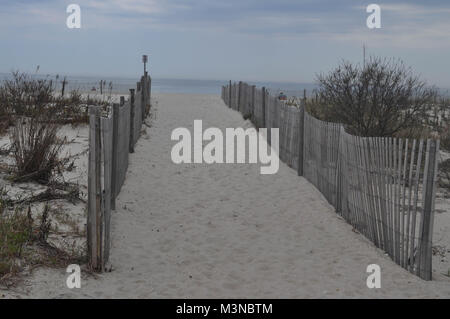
[10,117,66,183]
[52,90,89,125]
[0,72,102,128]
[0,71,55,117]
[0,116,12,135]
[313,57,438,137]
[394,126,433,140]
[66,89,83,105]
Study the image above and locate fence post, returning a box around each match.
[336,125,346,216]
[251,85,256,122]
[148,72,152,113]
[144,71,150,117]
[238,81,242,112]
[262,87,266,128]
[129,89,135,153]
[228,80,231,108]
[228,81,232,108]
[87,106,102,271]
[110,103,119,209]
[233,83,236,110]
[101,115,113,265]
[297,103,305,176]
[120,96,125,106]
[141,76,145,120]
[418,139,439,280]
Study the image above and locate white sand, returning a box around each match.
[1,93,450,299]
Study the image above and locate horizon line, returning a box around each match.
[0,70,449,90]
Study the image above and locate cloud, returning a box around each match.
[380,3,450,15]
[331,25,450,49]
[84,0,165,15]
[1,0,448,43]
[337,3,450,49]
[0,0,448,86]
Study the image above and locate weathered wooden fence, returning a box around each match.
[222,82,440,280]
[87,72,151,271]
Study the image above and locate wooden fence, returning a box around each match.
[87,72,151,271]
[222,82,440,280]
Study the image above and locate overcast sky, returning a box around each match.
[0,0,449,86]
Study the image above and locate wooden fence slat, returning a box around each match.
[238,81,242,112]
[417,139,431,276]
[101,115,113,265]
[88,106,102,270]
[361,137,377,245]
[251,85,256,122]
[111,103,119,209]
[369,138,383,248]
[400,139,409,266]
[262,87,266,128]
[404,139,417,268]
[387,137,394,257]
[410,139,424,273]
[418,139,439,280]
[229,81,232,107]
[140,76,145,120]
[356,136,367,236]
[347,133,357,228]
[377,138,388,250]
[393,138,399,263]
[129,89,135,153]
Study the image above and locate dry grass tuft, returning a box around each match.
[9,117,66,184]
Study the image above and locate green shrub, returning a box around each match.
[0,204,33,277]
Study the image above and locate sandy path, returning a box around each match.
[2,93,449,298]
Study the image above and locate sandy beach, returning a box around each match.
[1,93,449,299]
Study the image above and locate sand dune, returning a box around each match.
[2,93,449,299]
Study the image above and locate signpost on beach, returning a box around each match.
[142,55,148,73]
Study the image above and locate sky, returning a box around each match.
[0,0,449,87]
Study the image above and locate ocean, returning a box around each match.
[0,73,448,98]
[0,73,318,98]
